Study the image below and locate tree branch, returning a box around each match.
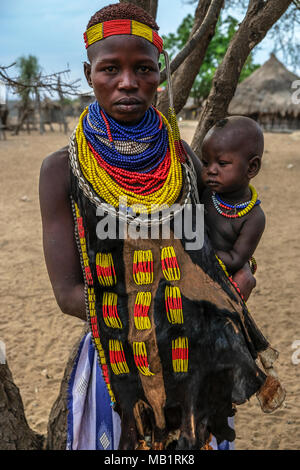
[0,64,81,97]
[157,0,223,116]
[159,0,224,83]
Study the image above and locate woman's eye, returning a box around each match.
[201,160,208,167]
[138,66,151,73]
[219,161,229,166]
[104,66,117,73]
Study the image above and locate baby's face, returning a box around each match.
[201,139,250,194]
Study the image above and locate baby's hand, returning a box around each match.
[232,262,256,301]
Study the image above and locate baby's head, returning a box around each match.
[201,116,264,195]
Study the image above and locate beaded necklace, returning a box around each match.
[84,102,169,172]
[76,106,183,213]
[212,185,260,219]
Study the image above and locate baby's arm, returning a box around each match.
[216,207,266,274]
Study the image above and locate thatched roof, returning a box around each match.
[228,54,300,117]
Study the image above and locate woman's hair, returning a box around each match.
[87,2,159,31]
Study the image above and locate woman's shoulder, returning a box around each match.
[41,145,69,171]
[40,145,70,193]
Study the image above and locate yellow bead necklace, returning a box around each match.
[76,107,183,213]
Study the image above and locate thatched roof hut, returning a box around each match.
[228,54,300,132]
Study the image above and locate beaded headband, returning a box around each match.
[84,19,163,53]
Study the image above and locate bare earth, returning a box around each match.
[0,119,299,450]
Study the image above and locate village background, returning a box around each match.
[1,0,300,450]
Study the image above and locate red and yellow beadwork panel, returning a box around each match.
[133,250,154,285]
[161,246,181,281]
[96,252,117,287]
[102,292,123,329]
[172,337,188,373]
[74,203,93,286]
[134,292,152,330]
[133,342,154,376]
[109,339,129,376]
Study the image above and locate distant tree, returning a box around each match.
[0,59,80,135]
[16,55,41,106]
[14,55,41,134]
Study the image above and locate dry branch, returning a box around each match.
[0,64,81,97]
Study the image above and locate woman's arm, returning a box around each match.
[39,148,86,321]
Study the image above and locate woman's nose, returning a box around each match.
[118,70,138,90]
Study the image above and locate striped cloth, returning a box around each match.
[66,332,234,450]
[66,332,121,450]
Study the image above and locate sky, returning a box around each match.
[0,0,298,100]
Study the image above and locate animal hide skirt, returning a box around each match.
[66,332,235,450]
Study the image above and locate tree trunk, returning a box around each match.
[191,0,293,155]
[0,329,86,450]
[157,0,223,117]
[119,0,158,19]
[0,362,44,450]
[46,328,87,450]
[57,78,69,135]
[36,91,45,135]
[13,108,29,136]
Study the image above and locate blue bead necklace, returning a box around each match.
[214,192,261,209]
[83,101,169,173]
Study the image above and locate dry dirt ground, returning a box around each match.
[0,119,299,450]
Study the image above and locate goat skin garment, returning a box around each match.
[66,332,235,450]
[68,129,278,450]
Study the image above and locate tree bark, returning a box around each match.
[13,107,29,136]
[119,0,158,19]
[157,0,223,117]
[46,328,87,450]
[57,78,69,135]
[35,91,45,135]
[0,362,44,450]
[191,0,293,155]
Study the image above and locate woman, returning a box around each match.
[39,3,282,451]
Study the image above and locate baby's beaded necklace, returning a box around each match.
[212,185,261,219]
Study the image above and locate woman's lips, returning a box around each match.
[114,98,142,112]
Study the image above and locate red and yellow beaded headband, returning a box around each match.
[84,19,164,53]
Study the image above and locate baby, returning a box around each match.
[200,116,265,279]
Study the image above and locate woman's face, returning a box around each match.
[84,35,160,124]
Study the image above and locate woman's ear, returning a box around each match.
[248,155,261,179]
[84,62,93,88]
